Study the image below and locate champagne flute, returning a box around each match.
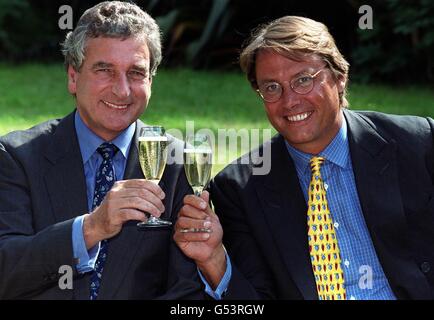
[137,126,172,229]
[184,133,213,197]
[182,133,213,233]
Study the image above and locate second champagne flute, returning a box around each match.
[183,133,213,196]
[182,133,213,233]
[137,126,172,229]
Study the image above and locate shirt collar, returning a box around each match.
[285,113,349,175]
[74,110,136,163]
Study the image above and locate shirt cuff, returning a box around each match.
[198,251,232,300]
[72,215,100,273]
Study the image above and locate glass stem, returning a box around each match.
[194,190,202,197]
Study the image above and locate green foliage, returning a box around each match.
[352,0,434,83]
[0,0,30,56]
[149,0,234,68]
[185,0,230,64]
[0,0,68,61]
[1,0,431,84]
[0,0,28,21]
[155,9,179,36]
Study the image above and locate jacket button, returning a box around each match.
[420,262,431,274]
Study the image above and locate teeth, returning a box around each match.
[287,112,311,122]
[102,100,129,109]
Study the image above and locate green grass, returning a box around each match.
[0,64,271,132]
[1,63,434,174]
[347,83,434,117]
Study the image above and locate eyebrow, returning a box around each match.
[295,67,319,76]
[129,65,149,74]
[91,61,113,70]
[258,67,320,84]
[91,61,149,74]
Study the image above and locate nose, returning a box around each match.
[112,73,131,99]
[280,85,300,108]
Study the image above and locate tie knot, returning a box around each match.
[97,142,118,160]
[310,156,325,171]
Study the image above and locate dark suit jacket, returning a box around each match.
[0,111,204,299]
[211,110,434,300]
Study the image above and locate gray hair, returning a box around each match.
[61,1,162,76]
[240,16,350,108]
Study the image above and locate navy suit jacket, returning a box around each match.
[0,111,204,299]
[212,110,434,299]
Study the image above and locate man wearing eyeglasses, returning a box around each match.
[174,16,434,299]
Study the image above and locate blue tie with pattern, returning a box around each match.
[89,142,118,300]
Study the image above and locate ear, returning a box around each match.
[67,65,78,95]
[336,74,347,94]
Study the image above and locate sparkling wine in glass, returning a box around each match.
[137,126,172,229]
[184,133,213,197]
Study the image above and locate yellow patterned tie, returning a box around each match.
[307,156,346,300]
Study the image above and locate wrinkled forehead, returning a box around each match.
[83,33,147,50]
[263,48,324,64]
[82,36,151,68]
[256,49,325,73]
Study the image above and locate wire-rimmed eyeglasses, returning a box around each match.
[256,66,327,103]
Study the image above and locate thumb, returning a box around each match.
[201,190,217,219]
[200,190,210,203]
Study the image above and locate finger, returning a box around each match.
[114,179,165,199]
[183,194,207,210]
[103,208,148,225]
[205,204,217,220]
[200,191,217,217]
[200,190,210,203]
[110,197,163,217]
[118,208,148,223]
[176,216,212,231]
[174,231,211,242]
[178,228,212,234]
[112,188,164,212]
[178,204,209,220]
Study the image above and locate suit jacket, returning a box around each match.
[0,111,204,299]
[211,110,434,300]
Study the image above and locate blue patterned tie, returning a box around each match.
[89,142,118,300]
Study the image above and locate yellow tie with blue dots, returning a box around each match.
[307,156,346,300]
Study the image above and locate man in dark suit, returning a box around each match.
[0,1,204,299]
[173,16,434,299]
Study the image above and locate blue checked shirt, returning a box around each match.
[285,115,396,300]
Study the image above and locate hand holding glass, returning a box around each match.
[137,126,172,229]
[181,134,213,234]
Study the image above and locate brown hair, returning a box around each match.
[240,16,350,108]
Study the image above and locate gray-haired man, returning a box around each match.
[0,1,205,299]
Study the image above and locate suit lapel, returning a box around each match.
[344,110,430,299]
[43,112,88,223]
[254,136,318,299]
[42,112,90,299]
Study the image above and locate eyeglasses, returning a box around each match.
[256,66,327,103]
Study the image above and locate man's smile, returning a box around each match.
[102,100,130,110]
[286,111,314,123]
